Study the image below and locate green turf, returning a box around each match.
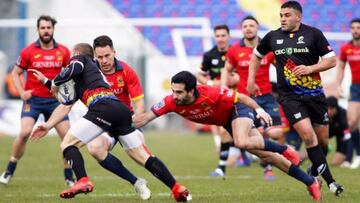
[0,131,359,203]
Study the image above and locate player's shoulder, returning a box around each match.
[340,41,353,50]
[301,24,323,36]
[21,42,37,53]
[204,46,219,57]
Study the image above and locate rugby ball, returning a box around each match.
[56,79,77,105]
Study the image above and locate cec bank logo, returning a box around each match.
[286,48,293,55]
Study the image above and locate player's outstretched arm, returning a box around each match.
[132,111,157,128]
[237,93,273,126]
[30,104,73,142]
[247,54,262,96]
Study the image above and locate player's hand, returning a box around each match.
[335,86,343,98]
[30,124,50,142]
[255,108,273,127]
[293,65,312,77]
[50,85,59,97]
[247,82,261,96]
[20,90,33,101]
[28,69,47,83]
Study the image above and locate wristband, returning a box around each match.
[255,108,265,114]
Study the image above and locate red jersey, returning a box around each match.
[104,60,144,112]
[16,40,70,98]
[339,41,360,84]
[226,39,274,95]
[151,85,238,126]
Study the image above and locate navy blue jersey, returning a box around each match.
[254,24,335,98]
[53,54,117,107]
[200,46,227,80]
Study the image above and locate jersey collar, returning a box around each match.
[114,58,123,71]
[35,39,58,48]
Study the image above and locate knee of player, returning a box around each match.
[87,144,108,161]
[234,139,249,150]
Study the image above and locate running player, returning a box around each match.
[222,16,284,181]
[30,43,191,202]
[196,24,238,177]
[0,15,74,186]
[133,70,321,201]
[336,18,360,169]
[247,1,344,195]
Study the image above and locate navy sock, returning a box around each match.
[218,142,232,173]
[345,140,353,162]
[288,164,314,186]
[99,153,137,185]
[263,138,287,154]
[64,168,74,180]
[63,146,87,180]
[351,129,360,155]
[145,156,176,189]
[5,161,17,176]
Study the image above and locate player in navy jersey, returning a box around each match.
[247,1,343,196]
[29,43,191,202]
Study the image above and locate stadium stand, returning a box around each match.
[106,0,359,56]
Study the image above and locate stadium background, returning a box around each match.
[0,0,360,202]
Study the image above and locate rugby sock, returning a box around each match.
[145,156,176,189]
[288,164,314,186]
[5,161,17,176]
[99,153,137,185]
[351,129,360,155]
[306,145,335,186]
[63,146,87,180]
[345,140,353,162]
[217,142,232,173]
[263,138,287,153]
[64,168,74,180]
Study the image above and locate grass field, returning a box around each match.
[0,131,360,203]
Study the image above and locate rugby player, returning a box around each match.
[29,43,191,202]
[0,15,74,186]
[133,70,322,201]
[336,18,360,169]
[247,1,344,195]
[222,16,284,181]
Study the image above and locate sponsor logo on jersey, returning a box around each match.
[32,61,63,68]
[211,59,219,65]
[238,52,245,58]
[276,39,284,44]
[153,100,165,110]
[275,47,309,55]
[34,54,42,59]
[323,112,329,122]
[189,109,201,114]
[296,36,305,44]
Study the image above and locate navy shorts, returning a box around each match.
[223,102,255,135]
[350,84,360,102]
[21,96,69,121]
[253,93,282,128]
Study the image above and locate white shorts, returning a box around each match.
[69,117,143,150]
[117,129,144,150]
[68,118,105,144]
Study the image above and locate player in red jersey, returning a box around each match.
[336,18,360,169]
[222,16,284,180]
[196,24,240,177]
[86,35,150,200]
[133,71,321,201]
[0,15,75,186]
